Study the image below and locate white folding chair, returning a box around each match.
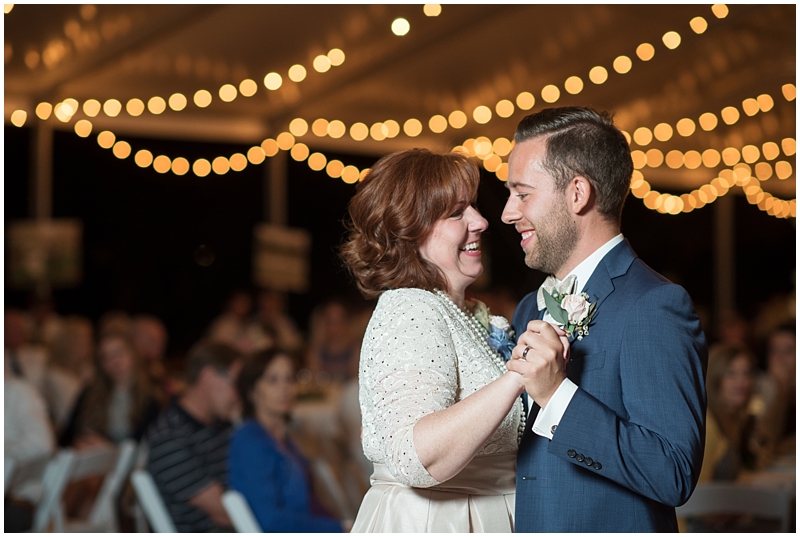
[5,453,52,501]
[31,449,78,532]
[677,482,794,532]
[130,442,152,533]
[67,440,138,532]
[222,489,263,532]
[32,444,124,532]
[130,469,177,533]
[311,457,355,520]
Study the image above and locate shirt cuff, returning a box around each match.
[532,378,578,439]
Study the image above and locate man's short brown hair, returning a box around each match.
[185,340,242,385]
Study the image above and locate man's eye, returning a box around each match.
[516,193,528,200]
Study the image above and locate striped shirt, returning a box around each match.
[145,402,232,532]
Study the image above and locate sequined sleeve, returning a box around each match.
[358,289,456,488]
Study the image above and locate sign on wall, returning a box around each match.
[253,223,311,292]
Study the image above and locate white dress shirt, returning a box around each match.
[531,234,624,439]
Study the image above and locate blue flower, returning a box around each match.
[488,319,515,362]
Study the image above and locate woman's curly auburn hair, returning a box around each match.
[340,148,480,299]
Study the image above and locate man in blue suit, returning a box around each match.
[503,107,707,532]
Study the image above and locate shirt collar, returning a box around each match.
[562,234,624,292]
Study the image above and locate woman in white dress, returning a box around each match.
[340,149,526,532]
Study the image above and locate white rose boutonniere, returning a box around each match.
[542,279,596,340]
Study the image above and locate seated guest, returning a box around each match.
[97,309,133,337]
[306,299,360,383]
[132,315,177,398]
[44,315,95,432]
[60,330,161,448]
[4,308,49,395]
[207,289,254,353]
[5,353,56,463]
[753,322,796,461]
[229,348,344,532]
[5,354,56,532]
[246,288,304,353]
[146,342,243,533]
[700,343,760,483]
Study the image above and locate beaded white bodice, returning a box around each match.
[358,288,523,488]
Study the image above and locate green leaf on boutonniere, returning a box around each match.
[471,299,490,332]
[543,290,568,325]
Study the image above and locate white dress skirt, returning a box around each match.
[352,288,523,533]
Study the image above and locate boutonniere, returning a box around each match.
[541,278,596,341]
[470,299,516,361]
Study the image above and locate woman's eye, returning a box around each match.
[449,209,463,218]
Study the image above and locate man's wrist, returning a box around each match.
[533,374,567,409]
[532,378,578,439]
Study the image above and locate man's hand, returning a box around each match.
[506,320,569,409]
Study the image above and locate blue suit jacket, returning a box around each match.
[513,239,707,532]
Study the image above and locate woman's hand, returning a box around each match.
[74,430,112,451]
[547,322,570,363]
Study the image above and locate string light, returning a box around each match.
[423,4,441,17]
[74,119,92,137]
[449,110,468,128]
[10,109,27,127]
[48,5,793,203]
[239,79,257,97]
[35,7,724,146]
[264,72,282,90]
[148,96,167,114]
[169,93,187,111]
[630,86,792,149]
[689,17,708,34]
[126,98,145,117]
[391,18,410,36]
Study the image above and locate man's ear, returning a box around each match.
[567,175,593,214]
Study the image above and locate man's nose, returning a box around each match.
[501,198,519,224]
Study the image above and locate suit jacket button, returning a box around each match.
[567,449,577,458]
[592,461,602,470]
[584,457,593,466]
[575,453,585,462]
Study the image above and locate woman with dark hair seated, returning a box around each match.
[228,348,344,533]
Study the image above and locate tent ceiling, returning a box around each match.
[4,4,796,196]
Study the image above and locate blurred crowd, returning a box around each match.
[4,286,795,532]
[4,289,375,532]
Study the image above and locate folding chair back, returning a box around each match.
[222,489,263,532]
[130,469,177,533]
[84,440,138,532]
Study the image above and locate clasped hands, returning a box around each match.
[506,320,570,409]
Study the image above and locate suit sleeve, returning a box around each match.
[550,283,707,506]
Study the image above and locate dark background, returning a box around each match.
[5,125,796,356]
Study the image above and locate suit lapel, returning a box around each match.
[581,239,637,309]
